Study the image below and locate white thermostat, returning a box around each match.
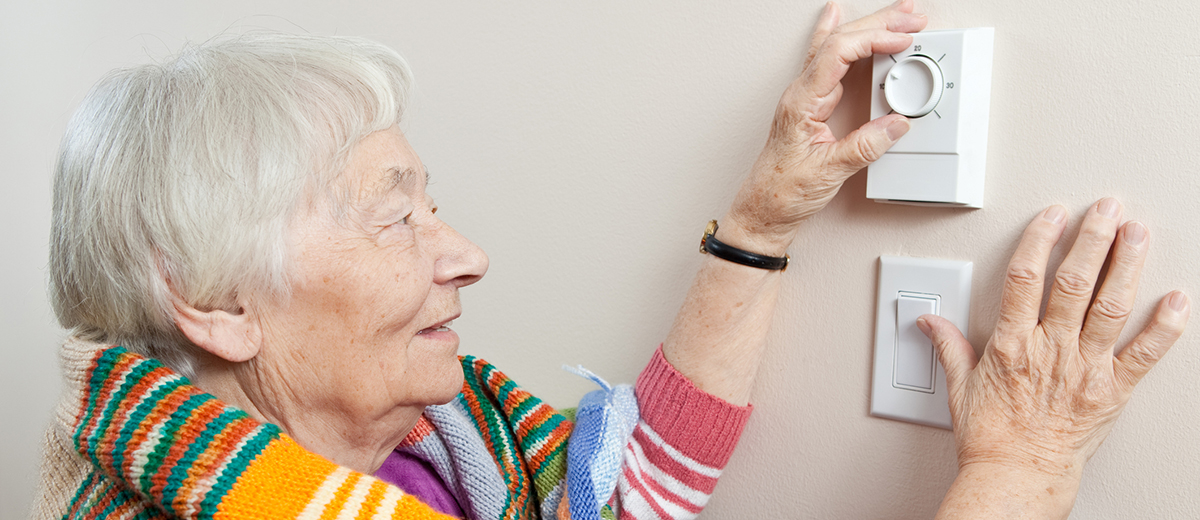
[867,28,995,208]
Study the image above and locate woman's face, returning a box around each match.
[245,125,488,440]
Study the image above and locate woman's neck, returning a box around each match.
[191,353,421,475]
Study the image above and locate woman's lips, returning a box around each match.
[416,320,453,335]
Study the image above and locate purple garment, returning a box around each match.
[374,449,465,518]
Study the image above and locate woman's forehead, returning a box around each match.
[344,128,426,202]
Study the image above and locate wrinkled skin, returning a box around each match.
[664,1,925,406]
[922,199,1190,518]
[724,0,920,255]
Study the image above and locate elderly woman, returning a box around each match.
[34,1,1188,519]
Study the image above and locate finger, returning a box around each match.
[801,28,913,98]
[833,0,927,36]
[917,315,977,400]
[824,113,909,175]
[803,2,841,69]
[1041,198,1124,340]
[1113,291,1190,392]
[1078,221,1149,359]
[993,205,1069,337]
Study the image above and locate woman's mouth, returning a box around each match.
[417,320,453,335]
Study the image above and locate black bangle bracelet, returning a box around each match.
[699,220,789,271]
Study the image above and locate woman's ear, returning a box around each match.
[169,293,263,363]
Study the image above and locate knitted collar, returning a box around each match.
[52,340,577,520]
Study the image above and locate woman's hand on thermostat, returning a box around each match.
[722,0,926,256]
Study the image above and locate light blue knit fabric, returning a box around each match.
[564,366,640,520]
[417,403,511,520]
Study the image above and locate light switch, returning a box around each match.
[866,28,995,208]
[894,292,938,392]
[871,256,972,429]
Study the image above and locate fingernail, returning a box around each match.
[1042,205,1066,224]
[886,118,910,141]
[1123,221,1147,246]
[1169,291,1189,312]
[916,317,931,335]
[1098,197,1121,219]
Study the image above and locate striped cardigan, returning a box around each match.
[32,339,751,519]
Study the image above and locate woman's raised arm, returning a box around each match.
[662,0,924,405]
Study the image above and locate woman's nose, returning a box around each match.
[431,220,488,288]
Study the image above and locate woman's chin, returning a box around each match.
[428,368,466,405]
[407,335,466,404]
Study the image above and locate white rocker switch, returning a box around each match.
[894,292,939,392]
[867,28,995,208]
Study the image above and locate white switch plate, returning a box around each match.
[867,28,995,208]
[871,255,972,429]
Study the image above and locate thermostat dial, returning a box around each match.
[883,55,944,118]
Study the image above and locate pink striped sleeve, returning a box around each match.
[613,345,753,520]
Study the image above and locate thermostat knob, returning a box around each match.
[883,55,944,118]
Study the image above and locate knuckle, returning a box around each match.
[1122,343,1158,371]
[1005,264,1042,287]
[824,33,861,60]
[987,340,1021,368]
[852,137,884,164]
[1076,380,1118,411]
[1079,221,1119,246]
[1111,244,1147,269]
[1089,296,1133,323]
[1053,270,1094,299]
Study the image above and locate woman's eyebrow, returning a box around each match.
[365,166,417,199]
[393,166,420,188]
[394,166,431,189]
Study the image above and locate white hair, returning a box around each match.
[50,32,413,379]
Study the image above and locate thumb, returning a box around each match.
[828,115,910,176]
[917,314,976,399]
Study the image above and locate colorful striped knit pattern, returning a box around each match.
[380,352,753,520]
[43,340,751,520]
[62,345,454,520]
[455,355,573,519]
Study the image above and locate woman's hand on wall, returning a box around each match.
[721,0,925,255]
[922,199,1190,519]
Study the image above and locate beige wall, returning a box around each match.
[3,0,1198,518]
